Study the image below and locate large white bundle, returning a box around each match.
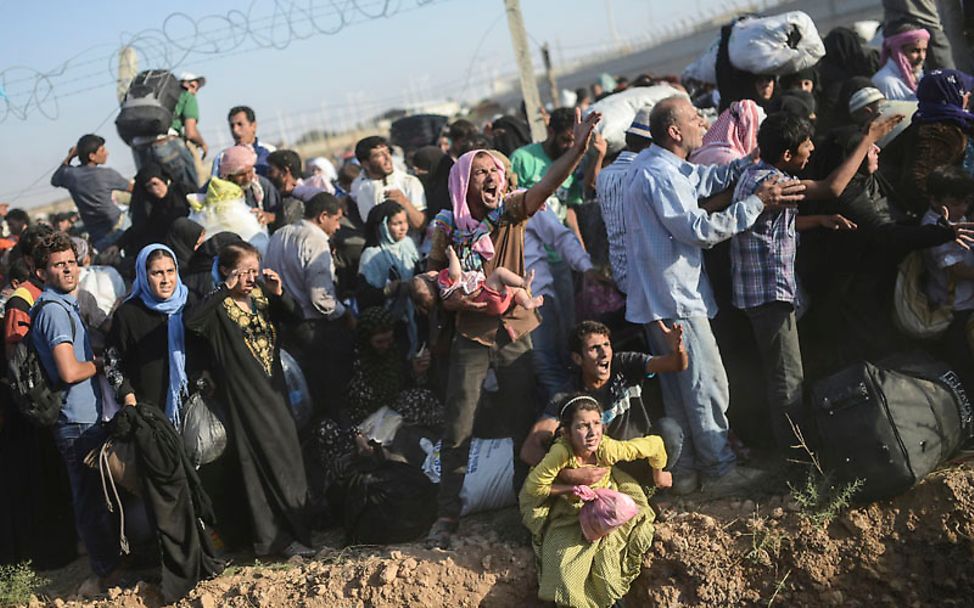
[728,11,825,76]
[682,36,720,85]
[78,265,126,316]
[422,437,516,516]
[187,193,269,254]
[586,84,686,154]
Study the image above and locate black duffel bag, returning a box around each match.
[811,353,972,502]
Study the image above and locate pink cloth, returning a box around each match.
[690,100,765,165]
[572,485,640,542]
[880,28,931,93]
[448,150,508,261]
[219,145,258,178]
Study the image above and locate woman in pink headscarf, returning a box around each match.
[872,25,930,101]
[422,109,601,551]
[689,100,766,165]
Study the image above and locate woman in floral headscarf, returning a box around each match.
[898,68,974,216]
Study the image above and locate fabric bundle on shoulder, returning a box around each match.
[110,405,223,603]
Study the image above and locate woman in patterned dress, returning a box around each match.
[185,241,314,558]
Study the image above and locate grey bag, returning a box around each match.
[181,392,227,469]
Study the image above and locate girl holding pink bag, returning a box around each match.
[519,394,672,608]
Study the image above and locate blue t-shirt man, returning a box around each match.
[31,288,102,424]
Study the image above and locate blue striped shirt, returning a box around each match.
[597,151,638,293]
[623,146,764,323]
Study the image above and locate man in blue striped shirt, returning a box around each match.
[623,96,804,495]
[596,108,654,294]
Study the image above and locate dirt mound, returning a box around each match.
[29,464,974,607]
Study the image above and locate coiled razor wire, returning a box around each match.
[0,0,440,124]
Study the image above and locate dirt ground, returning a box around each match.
[22,460,974,608]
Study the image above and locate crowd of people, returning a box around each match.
[1,4,974,607]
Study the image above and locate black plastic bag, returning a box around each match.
[181,392,227,469]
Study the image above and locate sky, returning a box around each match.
[0,0,746,210]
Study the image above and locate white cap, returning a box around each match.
[848,87,884,114]
[178,72,206,88]
[625,106,653,139]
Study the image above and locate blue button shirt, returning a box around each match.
[31,288,101,424]
[622,146,764,323]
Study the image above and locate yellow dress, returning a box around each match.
[519,435,667,608]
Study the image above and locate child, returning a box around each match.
[729,111,901,455]
[921,166,974,387]
[519,393,670,608]
[412,245,543,317]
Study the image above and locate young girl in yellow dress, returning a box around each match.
[520,393,672,608]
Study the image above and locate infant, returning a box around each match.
[412,246,542,316]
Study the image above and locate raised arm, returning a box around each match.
[802,114,904,200]
[523,109,602,216]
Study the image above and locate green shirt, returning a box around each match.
[510,142,583,213]
[510,142,582,263]
[170,90,199,136]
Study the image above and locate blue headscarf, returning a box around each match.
[126,243,190,427]
[913,69,974,132]
[358,210,421,354]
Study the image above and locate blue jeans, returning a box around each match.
[645,317,736,478]
[92,227,126,252]
[52,422,120,577]
[530,295,573,406]
[132,137,199,193]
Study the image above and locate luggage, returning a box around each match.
[180,390,227,469]
[4,300,76,427]
[422,437,516,516]
[389,114,448,153]
[280,349,312,430]
[573,486,639,542]
[116,70,183,145]
[586,84,684,155]
[811,353,972,502]
[892,251,953,339]
[331,446,437,545]
[728,11,825,76]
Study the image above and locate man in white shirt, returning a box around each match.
[350,136,426,233]
[264,192,354,414]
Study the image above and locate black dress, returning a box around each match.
[184,283,311,554]
[106,298,205,410]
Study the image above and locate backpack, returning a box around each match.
[5,300,77,426]
[115,70,183,145]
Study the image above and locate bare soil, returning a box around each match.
[24,461,974,608]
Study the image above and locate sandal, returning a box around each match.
[425,518,458,550]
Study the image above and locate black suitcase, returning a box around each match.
[811,353,972,502]
[115,69,182,145]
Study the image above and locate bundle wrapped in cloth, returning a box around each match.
[572,485,640,542]
[187,177,269,254]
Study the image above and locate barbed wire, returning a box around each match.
[0,0,444,124]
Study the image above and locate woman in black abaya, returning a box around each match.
[184,241,314,558]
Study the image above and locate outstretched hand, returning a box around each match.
[572,107,602,153]
[941,206,974,250]
[654,320,685,355]
[865,113,905,142]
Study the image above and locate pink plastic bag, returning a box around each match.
[572,485,640,542]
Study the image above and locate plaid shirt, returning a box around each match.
[730,161,798,309]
